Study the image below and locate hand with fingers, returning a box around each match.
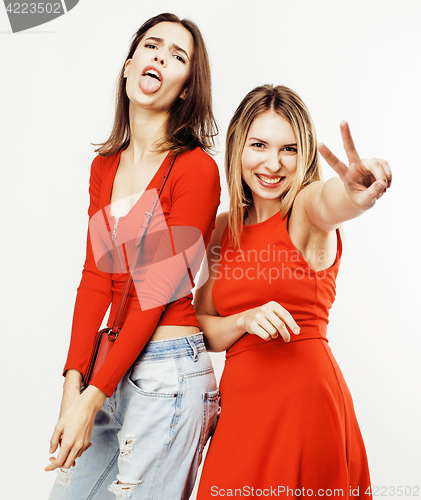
[45,384,107,472]
[45,399,96,472]
[236,301,300,342]
[318,121,392,211]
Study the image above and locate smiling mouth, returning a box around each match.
[256,174,285,184]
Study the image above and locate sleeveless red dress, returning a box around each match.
[197,211,371,499]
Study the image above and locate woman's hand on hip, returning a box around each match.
[236,301,300,342]
[45,385,107,471]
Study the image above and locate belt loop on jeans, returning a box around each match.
[187,336,198,362]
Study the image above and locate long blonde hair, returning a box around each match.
[226,84,322,249]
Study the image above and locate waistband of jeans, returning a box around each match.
[136,332,206,359]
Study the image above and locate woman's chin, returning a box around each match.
[250,183,289,202]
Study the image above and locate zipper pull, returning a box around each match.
[112,222,118,241]
[111,220,124,271]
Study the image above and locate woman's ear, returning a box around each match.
[123,59,132,78]
[180,88,188,100]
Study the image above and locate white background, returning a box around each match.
[1,0,420,498]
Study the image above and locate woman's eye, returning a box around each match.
[251,142,265,148]
[145,43,157,49]
[283,146,297,153]
[174,54,185,63]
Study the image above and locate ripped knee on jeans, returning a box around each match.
[108,475,142,498]
[119,435,135,462]
[56,468,72,489]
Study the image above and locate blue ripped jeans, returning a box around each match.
[48,333,220,500]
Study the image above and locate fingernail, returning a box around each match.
[294,327,300,335]
[49,448,53,453]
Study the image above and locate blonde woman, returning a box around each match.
[195,85,390,498]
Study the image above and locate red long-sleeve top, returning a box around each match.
[63,147,221,396]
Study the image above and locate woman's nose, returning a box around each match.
[153,53,166,66]
[266,154,281,172]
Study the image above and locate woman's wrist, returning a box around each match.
[80,384,108,412]
[63,369,83,393]
[234,311,248,334]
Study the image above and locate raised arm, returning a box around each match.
[300,121,391,232]
[194,213,300,352]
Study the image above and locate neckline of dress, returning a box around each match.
[242,209,282,229]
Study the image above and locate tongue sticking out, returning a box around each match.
[140,75,161,94]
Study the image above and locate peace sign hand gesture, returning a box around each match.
[318,121,392,211]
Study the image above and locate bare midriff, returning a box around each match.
[151,325,201,341]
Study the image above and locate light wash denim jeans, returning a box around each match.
[48,333,219,500]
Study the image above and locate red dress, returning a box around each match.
[197,211,371,499]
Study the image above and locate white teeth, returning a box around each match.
[257,174,282,184]
[145,69,160,80]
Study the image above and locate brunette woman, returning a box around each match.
[46,13,220,500]
[195,85,391,498]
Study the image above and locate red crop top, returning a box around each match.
[63,147,221,396]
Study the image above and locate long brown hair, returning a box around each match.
[96,13,217,156]
[226,84,322,249]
